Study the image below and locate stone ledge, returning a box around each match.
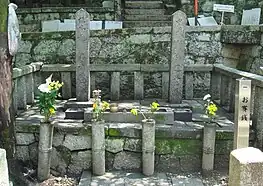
[13,62,43,79]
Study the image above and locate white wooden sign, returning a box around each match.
[213,4,235,13]
[241,8,261,25]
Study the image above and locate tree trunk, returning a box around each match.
[0,0,15,159]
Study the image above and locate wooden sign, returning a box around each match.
[213,4,235,13]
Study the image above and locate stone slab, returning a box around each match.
[171,176,204,186]
[173,108,192,122]
[65,108,85,119]
[42,20,60,32]
[79,171,92,186]
[64,100,93,110]
[241,8,261,25]
[84,107,174,124]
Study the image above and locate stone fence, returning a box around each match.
[17,7,115,32]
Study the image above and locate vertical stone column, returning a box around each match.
[210,71,221,100]
[134,72,144,100]
[61,72,72,99]
[253,86,263,149]
[114,0,122,21]
[229,78,236,113]
[202,123,216,176]
[169,10,187,104]
[142,119,155,176]
[111,72,120,101]
[17,76,27,110]
[234,79,251,149]
[92,120,105,175]
[220,75,230,106]
[26,73,34,104]
[184,72,194,99]
[0,149,9,186]
[76,9,90,101]
[162,72,169,99]
[229,147,263,186]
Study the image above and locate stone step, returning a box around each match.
[65,108,85,119]
[124,14,171,21]
[125,1,163,9]
[123,21,171,28]
[125,8,165,15]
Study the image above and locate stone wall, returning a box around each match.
[17,7,115,32]
[15,121,233,176]
[16,26,221,98]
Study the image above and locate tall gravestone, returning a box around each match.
[234,78,251,149]
[76,9,90,101]
[169,10,187,104]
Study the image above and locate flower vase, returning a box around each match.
[37,121,54,181]
[202,122,216,176]
[92,120,105,175]
[142,119,155,176]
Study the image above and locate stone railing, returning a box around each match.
[12,62,43,114]
[41,63,213,101]
[212,64,263,148]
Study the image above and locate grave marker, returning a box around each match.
[241,8,261,25]
[75,9,90,101]
[234,78,251,149]
[213,4,235,24]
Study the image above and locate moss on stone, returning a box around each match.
[155,139,202,155]
[0,0,7,32]
[216,131,234,140]
[108,128,121,137]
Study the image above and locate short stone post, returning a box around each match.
[234,79,251,149]
[229,147,263,186]
[142,119,155,176]
[38,122,54,181]
[76,9,90,101]
[169,10,187,104]
[0,149,9,186]
[202,122,216,176]
[92,120,105,175]
[114,0,122,21]
[253,86,263,149]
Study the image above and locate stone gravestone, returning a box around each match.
[169,10,187,104]
[234,78,251,149]
[0,149,9,186]
[229,147,263,186]
[241,8,261,25]
[75,9,91,101]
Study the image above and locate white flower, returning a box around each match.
[203,94,211,101]
[38,83,50,93]
[261,67,263,70]
[38,75,53,93]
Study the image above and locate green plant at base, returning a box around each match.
[130,101,160,121]
[92,89,110,121]
[37,74,63,122]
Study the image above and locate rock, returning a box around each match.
[124,139,142,152]
[113,151,141,170]
[106,139,124,153]
[18,41,32,53]
[16,146,30,161]
[33,40,60,56]
[67,150,92,175]
[52,134,64,147]
[16,133,35,145]
[51,147,68,175]
[63,135,91,151]
[57,39,75,57]
[14,54,32,68]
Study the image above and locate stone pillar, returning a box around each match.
[134,72,144,100]
[114,0,122,21]
[38,122,54,181]
[61,72,72,99]
[234,79,251,149]
[92,120,105,175]
[220,75,230,106]
[26,73,34,104]
[17,76,27,110]
[210,71,221,100]
[229,147,263,186]
[142,119,155,176]
[202,123,216,176]
[162,72,169,99]
[253,86,263,149]
[169,10,187,104]
[76,9,90,101]
[0,149,9,186]
[110,72,120,101]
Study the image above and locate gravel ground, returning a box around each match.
[39,175,78,186]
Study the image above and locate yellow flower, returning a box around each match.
[207,103,217,117]
[93,103,97,109]
[49,108,55,115]
[131,109,138,116]
[102,101,110,111]
[151,102,160,109]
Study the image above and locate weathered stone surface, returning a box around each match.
[188,41,222,57]
[0,149,9,186]
[156,155,180,173]
[15,53,32,67]
[106,139,124,153]
[67,150,92,175]
[63,135,91,151]
[51,147,68,175]
[18,40,32,53]
[33,40,60,56]
[124,139,142,152]
[52,134,64,147]
[229,147,263,186]
[113,151,141,170]
[57,39,75,57]
[180,155,201,172]
[16,133,35,145]
[16,146,30,161]
[28,142,38,164]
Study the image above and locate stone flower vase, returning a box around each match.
[38,121,54,181]
[92,120,105,175]
[202,122,216,176]
[142,119,155,176]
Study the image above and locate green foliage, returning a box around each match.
[0,0,8,32]
[130,101,160,120]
